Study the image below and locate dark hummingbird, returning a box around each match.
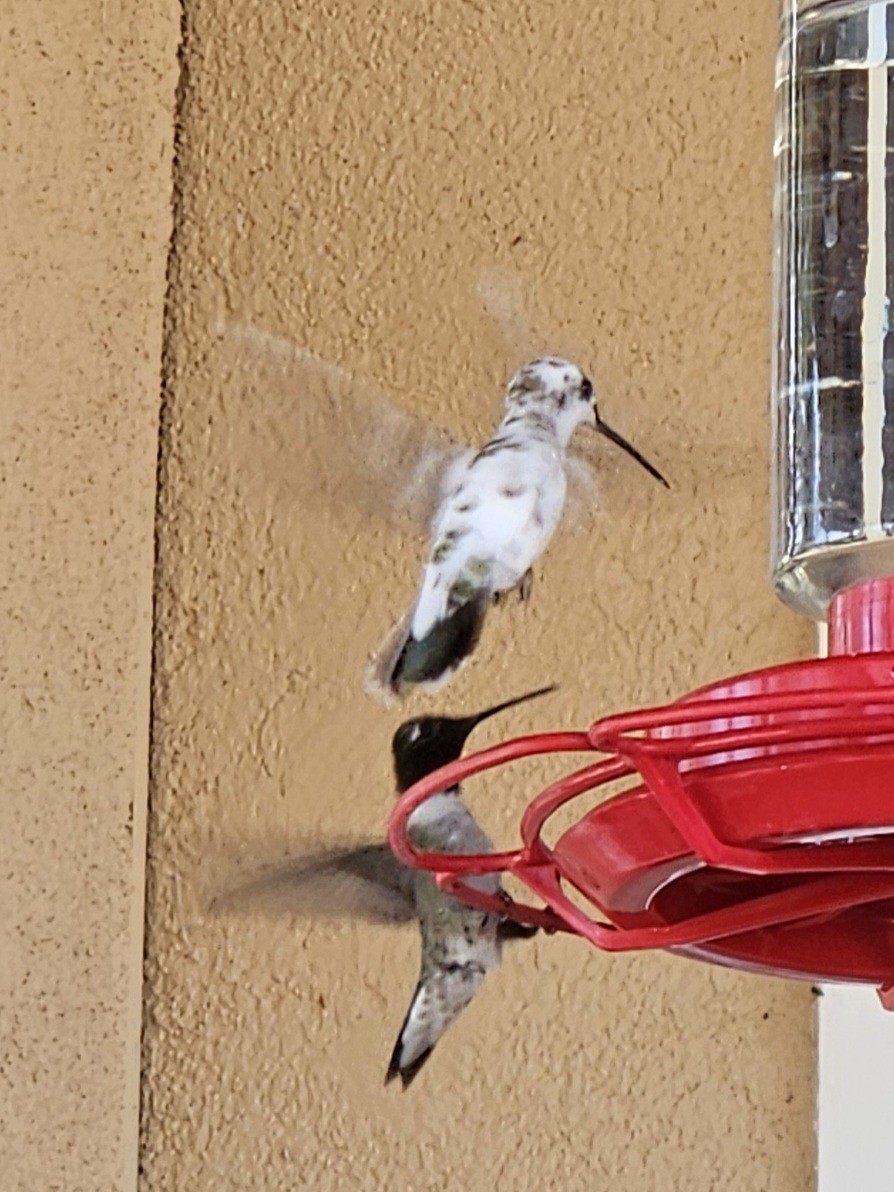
[217,685,554,1088]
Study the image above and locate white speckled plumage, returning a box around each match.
[368,356,670,699]
[410,359,593,642]
[386,788,505,1085]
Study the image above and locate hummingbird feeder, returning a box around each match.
[389,0,894,1006]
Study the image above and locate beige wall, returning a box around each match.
[143,2,816,1190]
[5,0,818,1188]
[1,2,178,1188]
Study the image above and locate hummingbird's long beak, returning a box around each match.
[458,683,558,744]
[594,414,669,488]
[393,684,559,793]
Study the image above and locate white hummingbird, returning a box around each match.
[367,357,668,698]
[213,308,668,703]
[213,686,553,1088]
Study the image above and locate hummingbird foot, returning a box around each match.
[517,568,534,603]
[497,919,539,941]
[492,569,534,607]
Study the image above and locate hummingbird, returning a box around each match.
[381,684,554,1087]
[366,357,668,700]
[215,685,554,1088]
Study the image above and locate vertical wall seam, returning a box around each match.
[136,1,190,1186]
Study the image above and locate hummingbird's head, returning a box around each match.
[391,684,557,793]
[506,358,593,433]
[506,357,668,486]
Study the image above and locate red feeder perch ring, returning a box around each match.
[388,591,894,1008]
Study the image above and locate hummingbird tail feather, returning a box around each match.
[385,1035,433,1090]
[385,963,485,1090]
[391,590,489,691]
[385,978,437,1089]
[366,590,489,701]
[364,609,416,705]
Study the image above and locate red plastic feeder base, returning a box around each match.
[388,581,894,1006]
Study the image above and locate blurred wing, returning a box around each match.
[214,321,471,533]
[212,844,417,925]
[565,424,669,532]
[476,265,538,370]
[563,450,602,533]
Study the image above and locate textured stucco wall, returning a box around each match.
[144,2,817,1190]
[1,2,178,1188]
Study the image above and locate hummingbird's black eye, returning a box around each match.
[580,377,593,401]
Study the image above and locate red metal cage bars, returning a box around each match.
[388,650,894,998]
